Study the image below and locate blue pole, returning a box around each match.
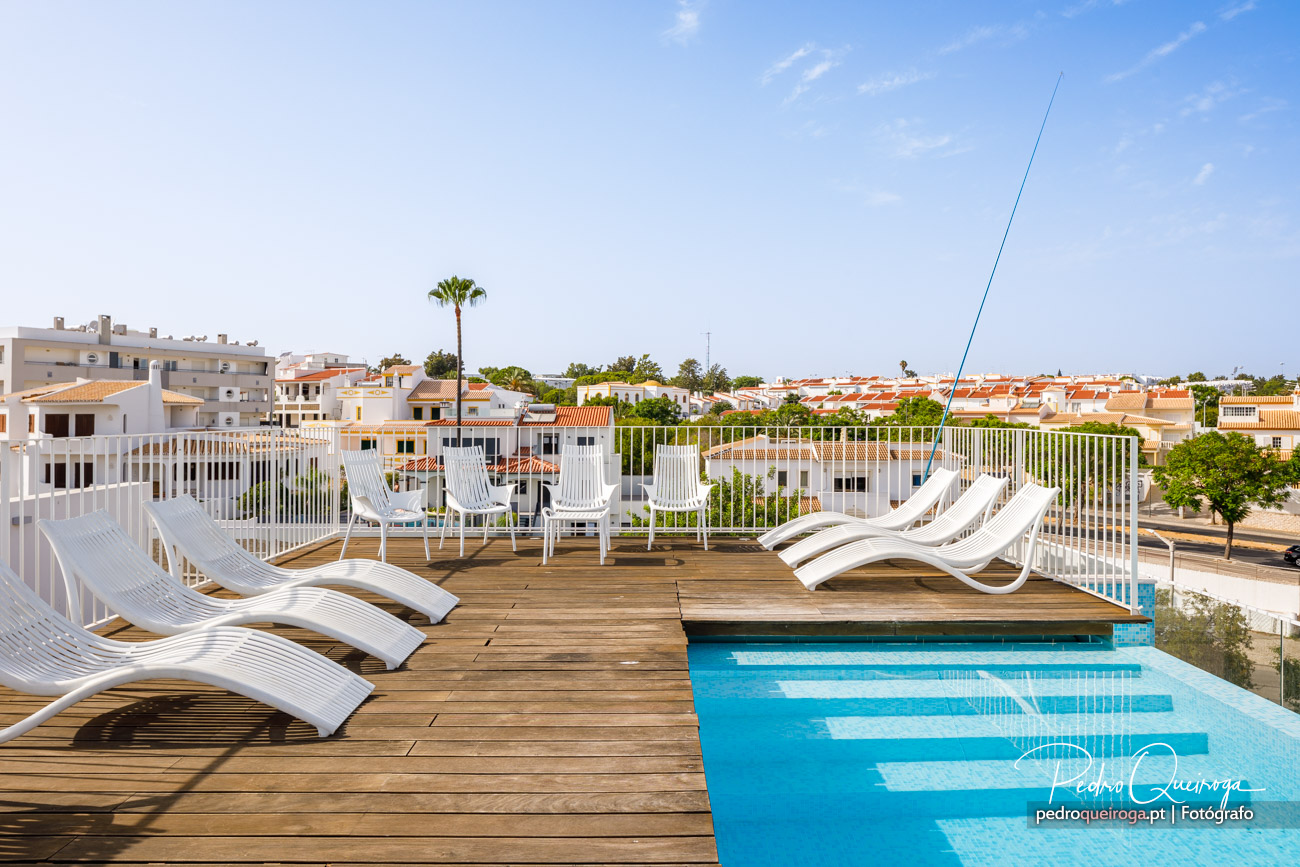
[922,72,1063,482]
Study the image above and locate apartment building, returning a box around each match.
[273,352,367,428]
[576,380,691,412]
[0,314,272,428]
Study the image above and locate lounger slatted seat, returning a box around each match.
[0,561,372,743]
[441,445,517,558]
[757,467,958,550]
[793,482,1060,593]
[779,474,1009,567]
[144,495,458,623]
[39,511,425,670]
[643,444,716,550]
[340,449,429,563]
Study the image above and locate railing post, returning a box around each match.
[1128,434,1140,614]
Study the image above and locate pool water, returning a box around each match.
[688,640,1300,866]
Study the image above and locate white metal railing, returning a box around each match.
[0,429,337,628]
[352,423,1142,613]
[0,423,1143,625]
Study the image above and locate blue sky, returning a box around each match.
[0,1,1295,381]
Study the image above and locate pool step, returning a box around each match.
[694,693,1174,717]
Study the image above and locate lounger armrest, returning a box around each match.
[641,483,658,504]
[350,495,383,522]
[489,483,517,508]
[389,489,425,513]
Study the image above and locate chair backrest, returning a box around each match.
[39,510,212,628]
[0,560,110,690]
[144,495,262,579]
[341,449,392,513]
[443,446,495,509]
[651,445,703,507]
[943,482,1059,561]
[875,466,958,530]
[553,445,607,509]
[925,474,1010,537]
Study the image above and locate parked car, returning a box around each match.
[1285,544,1300,567]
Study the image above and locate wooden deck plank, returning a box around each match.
[0,536,1140,865]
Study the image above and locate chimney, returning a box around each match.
[149,327,157,338]
[52,316,64,330]
[146,361,166,433]
[97,314,112,345]
[217,334,227,345]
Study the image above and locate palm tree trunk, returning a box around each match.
[455,306,463,447]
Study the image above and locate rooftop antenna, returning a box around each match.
[922,72,1063,482]
[701,331,711,373]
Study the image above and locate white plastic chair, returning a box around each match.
[441,445,517,558]
[39,511,425,670]
[0,561,372,742]
[643,444,716,550]
[145,495,459,623]
[757,466,958,550]
[541,445,618,566]
[779,474,1009,567]
[340,449,429,563]
[793,482,1061,592]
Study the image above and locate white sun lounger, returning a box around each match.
[39,511,425,670]
[144,495,458,623]
[756,466,957,550]
[779,474,1009,568]
[792,482,1060,593]
[0,561,372,743]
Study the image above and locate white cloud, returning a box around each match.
[1220,1,1256,21]
[866,191,902,206]
[1106,21,1206,83]
[761,44,814,85]
[875,118,958,159]
[858,69,936,96]
[663,0,702,45]
[939,25,999,55]
[781,48,847,105]
[1180,81,1238,116]
[1239,97,1287,123]
[1193,162,1214,185]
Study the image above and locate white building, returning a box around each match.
[273,353,367,428]
[0,314,272,428]
[1217,391,1300,455]
[576,380,691,414]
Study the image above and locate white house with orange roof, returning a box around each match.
[576,380,690,413]
[273,365,367,428]
[1217,391,1300,457]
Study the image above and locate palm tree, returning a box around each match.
[899,360,908,378]
[428,275,487,445]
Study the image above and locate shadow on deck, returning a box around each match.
[0,536,1142,865]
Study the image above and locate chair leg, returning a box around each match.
[509,511,517,552]
[483,514,489,547]
[339,514,357,560]
[439,508,449,550]
[541,516,550,565]
[422,514,431,560]
[701,507,708,551]
[647,506,656,551]
[379,522,388,563]
[459,511,466,558]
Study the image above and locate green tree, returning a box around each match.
[1154,432,1300,559]
[898,360,908,377]
[423,349,458,379]
[1155,588,1255,689]
[631,354,664,384]
[702,364,730,394]
[538,388,564,405]
[1187,371,1207,382]
[376,353,410,372]
[564,362,600,379]
[428,275,487,446]
[674,358,704,393]
[732,375,762,389]
[878,396,946,427]
[711,400,734,415]
[481,365,537,394]
[773,401,812,426]
[628,395,681,425]
[1188,383,1220,427]
[608,355,637,375]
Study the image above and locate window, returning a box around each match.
[45,462,93,489]
[360,438,376,451]
[43,413,69,438]
[799,470,809,488]
[912,472,923,487]
[0,414,5,433]
[518,480,528,495]
[397,440,416,454]
[1221,405,1256,418]
[1272,436,1283,449]
[442,437,499,460]
[541,433,558,455]
[467,406,479,416]
[355,407,362,421]
[412,407,423,420]
[75,413,94,437]
[577,436,595,447]
[834,476,869,492]
[777,470,788,487]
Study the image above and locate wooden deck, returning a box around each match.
[0,537,1144,865]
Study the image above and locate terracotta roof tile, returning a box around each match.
[1218,410,1300,430]
[1221,395,1295,405]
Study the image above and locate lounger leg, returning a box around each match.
[339,514,357,560]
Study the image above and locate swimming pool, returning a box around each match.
[688,639,1300,866]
